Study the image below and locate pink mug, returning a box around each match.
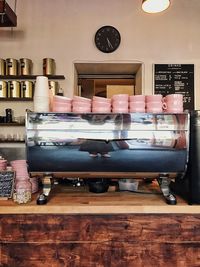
[129,95,145,102]
[92,101,111,109]
[164,108,183,113]
[129,107,145,113]
[112,100,129,108]
[146,101,163,109]
[146,94,163,102]
[129,101,145,109]
[112,94,129,102]
[162,98,183,113]
[163,101,183,110]
[164,94,183,102]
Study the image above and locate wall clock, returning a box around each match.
[94,25,121,53]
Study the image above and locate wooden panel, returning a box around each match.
[1,242,200,267]
[1,214,200,242]
[1,214,200,266]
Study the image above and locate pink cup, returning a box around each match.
[146,101,164,113]
[53,106,72,112]
[93,96,111,103]
[52,102,72,112]
[112,94,129,102]
[72,101,91,108]
[92,101,111,109]
[112,100,129,108]
[129,102,145,109]
[164,108,183,113]
[112,107,129,113]
[129,95,145,102]
[53,95,72,104]
[129,107,145,113]
[73,96,91,103]
[53,102,71,108]
[163,101,183,112]
[146,94,163,102]
[92,107,111,113]
[72,106,91,113]
[146,101,163,109]
[146,108,163,113]
[164,94,183,102]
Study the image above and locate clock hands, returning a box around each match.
[95,26,121,53]
[106,38,113,49]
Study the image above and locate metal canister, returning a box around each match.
[0,59,6,75]
[19,58,33,75]
[43,58,56,75]
[21,81,34,98]
[0,81,8,98]
[8,81,21,98]
[6,58,18,75]
[49,81,59,95]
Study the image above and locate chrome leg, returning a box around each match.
[157,175,177,205]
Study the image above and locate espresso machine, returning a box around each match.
[26,112,190,205]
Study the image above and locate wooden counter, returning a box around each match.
[1,183,200,266]
[0,179,199,214]
[0,185,199,214]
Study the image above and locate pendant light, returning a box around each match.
[142,0,170,13]
[0,0,17,27]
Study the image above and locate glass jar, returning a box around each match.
[13,179,32,204]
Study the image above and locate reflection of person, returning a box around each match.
[79,139,114,158]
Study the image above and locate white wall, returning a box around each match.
[1,0,200,107]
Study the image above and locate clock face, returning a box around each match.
[95,26,121,53]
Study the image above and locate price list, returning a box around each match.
[154,64,194,110]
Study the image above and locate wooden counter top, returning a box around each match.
[0,181,199,214]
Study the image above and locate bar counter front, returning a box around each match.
[1,184,200,267]
[1,112,200,266]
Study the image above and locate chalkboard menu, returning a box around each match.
[0,171,15,198]
[154,64,194,110]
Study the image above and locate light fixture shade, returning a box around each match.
[142,0,170,13]
[0,0,17,27]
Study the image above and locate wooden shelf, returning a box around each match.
[0,123,25,126]
[0,97,33,101]
[0,75,65,80]
[0,140,24,143]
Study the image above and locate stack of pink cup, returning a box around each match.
[112,94,129,113]
[0,159,7,170]
[92,96,111,113]
[129,95,145,112]
[10,160,29,180]
[163,94,183,113]
[52,95,72,112]
[146,94,164,113]
[10,159,39,194]
[72,96,92,113]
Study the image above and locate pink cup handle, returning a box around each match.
[162,102,167,110]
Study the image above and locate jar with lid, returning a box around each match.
[13,179,32,204]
